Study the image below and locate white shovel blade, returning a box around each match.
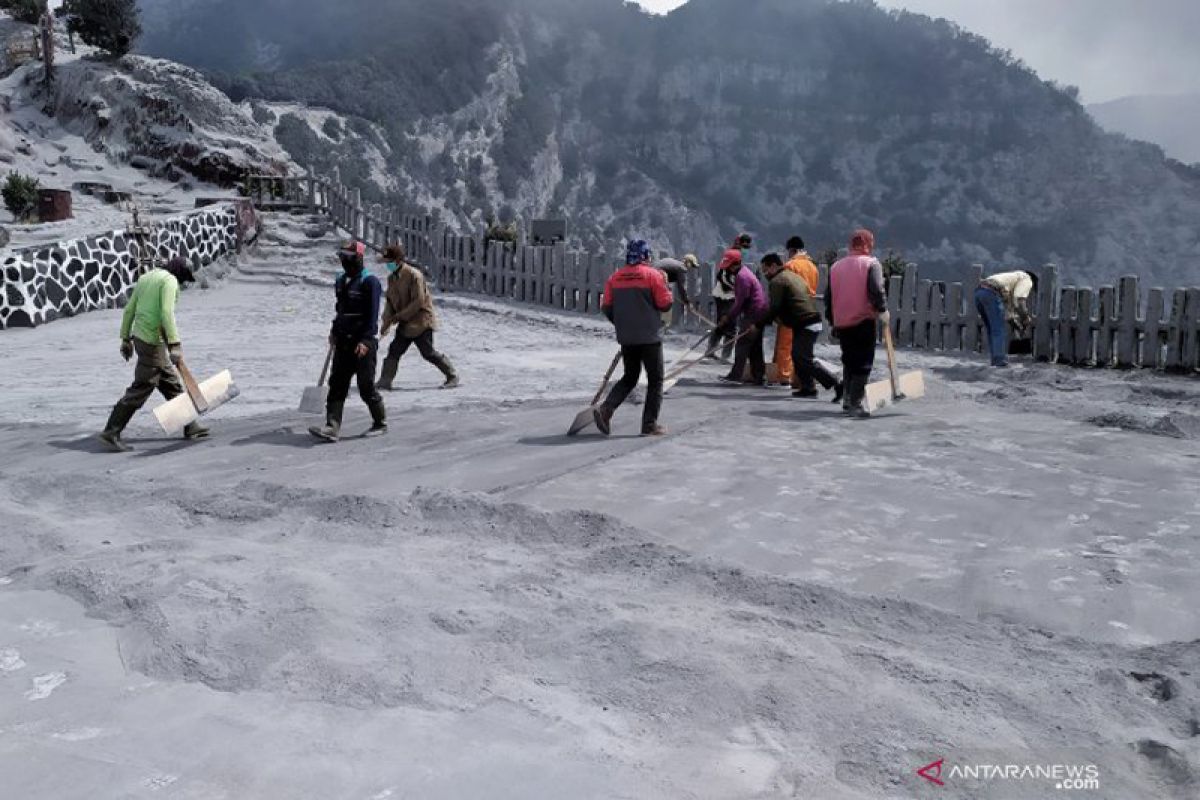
[153,370,238,434]
[298,385,328,415]
[864,370,925,414]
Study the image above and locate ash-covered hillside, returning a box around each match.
[136,0,1200,286]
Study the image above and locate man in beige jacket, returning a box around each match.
[377,244,459,390]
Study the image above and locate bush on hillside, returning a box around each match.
[0,0,46,25]
[62,0,141,58]
[3,172,41,222]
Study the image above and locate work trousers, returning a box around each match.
[975,287,1009,366]
[105,339,184,431]
[836,318,878,380]
[792,327,839,392]
[328,337,382,418]
[602,343,664,432]
[384,329,454,376]
[708,298,736,358]
[730,322,766,384]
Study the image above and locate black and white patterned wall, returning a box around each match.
[0,202,257,330]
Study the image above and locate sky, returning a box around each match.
[633,0,1200,103]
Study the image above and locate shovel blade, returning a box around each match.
[567,405,597,436]
[153,370,238,434]
[298,385,328,415]
[864,370,925,414]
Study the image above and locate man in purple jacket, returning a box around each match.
[715,248,769,385]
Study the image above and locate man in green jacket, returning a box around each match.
[98,256,209,452]
[752,253,842,400]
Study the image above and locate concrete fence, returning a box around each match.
[246,173,1200,372]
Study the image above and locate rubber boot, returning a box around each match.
[183,421,210,440]
[364,399,388,437]
[309,401,343,443]
[432,354,459,389]
[593,405,613,436]
[98,403,136,452]
[831,380,845,405]
[848,376,871,419]
[377,358,399,391]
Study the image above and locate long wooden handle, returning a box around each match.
[175,357,210,414]
[666,330,714,372]
[590,351,623,406]
[664,327,755,383]
[317,344,334,387]
[883,322,901,399]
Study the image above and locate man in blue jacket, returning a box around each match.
[309,241,388,442]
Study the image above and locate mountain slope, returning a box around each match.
[1088,93,1200,166]
[136,0,1200,287]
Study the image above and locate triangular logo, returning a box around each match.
[917,758,945,787]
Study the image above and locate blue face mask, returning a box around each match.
[385,262,400,274]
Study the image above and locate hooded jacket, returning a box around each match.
[726,264,768,323]
[382,262,437,338]
[602,262,674,346]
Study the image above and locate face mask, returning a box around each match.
[386,262,399,274]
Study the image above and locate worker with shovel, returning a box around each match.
[309,241,388,442]
[593,240,674,437]
[716,248,769,386]
[98,256,209,452]
[377,243,459,391]
[751,253,842,400]
[825,229,889,418]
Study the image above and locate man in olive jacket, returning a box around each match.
[753,253,842,400]
[377,243,459,390]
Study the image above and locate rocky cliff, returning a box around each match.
[137,0,1200,286]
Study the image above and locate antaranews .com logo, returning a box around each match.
[917,757,1101,791]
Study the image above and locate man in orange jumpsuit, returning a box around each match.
[773,236,820,385]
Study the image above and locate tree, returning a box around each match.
[0,0,46,25]
[881,250,910,281]
[3,172,41,222]
[62,0,141,58]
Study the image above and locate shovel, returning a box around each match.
[567,350,622,436]
[299,344,334,414]
[153,358,239,435]
[864,323,925,413]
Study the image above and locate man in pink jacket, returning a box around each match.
[824,229,890,417]
[716,248,769,385]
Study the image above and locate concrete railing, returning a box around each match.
[246,172,1200,372]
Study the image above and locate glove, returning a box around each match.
[120,339,134,362]
[168,343,183,366]
[878,310,892,326]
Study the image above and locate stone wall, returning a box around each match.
[0,201,257,330]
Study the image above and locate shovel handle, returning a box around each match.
[317,344,334,387]
[664,326,755,383]
[590,350,623,406]
[883,321,902,400]
[175,357,209,414]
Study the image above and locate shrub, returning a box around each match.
[1,0,46,25]
[2,172,41,222]
[881,250,910,281]
[62,0,141,58]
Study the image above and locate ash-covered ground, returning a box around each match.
[1,214,1198,799]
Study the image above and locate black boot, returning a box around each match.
[847,376,871,418]
[183,421,211,440]
[364,399,388,437]
[98,404,136,452]
[309,401,344,443]
[831,381,845,405]
[377,358,399,391]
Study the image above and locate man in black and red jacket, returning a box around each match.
[594,239,675,437]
